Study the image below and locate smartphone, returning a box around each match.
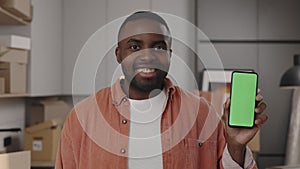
[228,71,258,128]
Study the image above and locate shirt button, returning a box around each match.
[198,142,203,147]
[122,119,127,124]
[120,148,126,154]
[122,97,127,102]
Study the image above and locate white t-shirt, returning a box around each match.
[128,91,166,169]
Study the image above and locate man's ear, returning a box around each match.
[115,47,122,64]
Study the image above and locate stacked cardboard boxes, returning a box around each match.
[0,35,30,94]
[25,98,70,162]
[24,119,62,162]
[0,1,32,168]
[27,98,70,126]
[0,77,4,94]
[0,0,32,23]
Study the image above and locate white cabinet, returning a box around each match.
[100,0,151,94]
[106,0,150,22]
[151,0,194,22]
[28,0,63,96]
[63,0,107,95]
[197,0,258,40]
[152,0,197,90]
[258,0,300,40]
[197,0,300,41]
[197,43,258,70]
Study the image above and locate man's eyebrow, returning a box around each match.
[152,40,167,45]
[127,39,142,44]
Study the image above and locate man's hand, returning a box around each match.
[222,89,268,167]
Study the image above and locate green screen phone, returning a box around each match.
[229,71,258,128]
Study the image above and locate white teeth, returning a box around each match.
[137,68,155,73]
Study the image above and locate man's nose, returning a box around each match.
[139,48,155,61]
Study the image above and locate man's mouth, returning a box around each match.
[136,68,156,74]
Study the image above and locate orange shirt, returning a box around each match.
[55,78,257,169]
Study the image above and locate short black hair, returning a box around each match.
[118,11,171,41]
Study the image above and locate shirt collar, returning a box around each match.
[111,77,176,106]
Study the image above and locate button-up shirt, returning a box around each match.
[55,78,257,169]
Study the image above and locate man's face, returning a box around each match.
[116,19,172,92]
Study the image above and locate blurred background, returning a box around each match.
[0,0,299,169]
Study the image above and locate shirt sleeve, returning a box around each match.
[221,144,256,169]
[55,111,77,169]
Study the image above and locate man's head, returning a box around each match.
[117,11,171,43]
[115,11,172,99]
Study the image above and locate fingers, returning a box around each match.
[255,102,267,114]
[222,97,230,124]
[254,90,268,127]
[255,89,265,113]
[255,114,268,127]
[255,90,268,127]
[224,97,230,110]
[256,94,263,102]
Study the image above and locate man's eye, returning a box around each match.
[154,46,163,50]
[154,45,166,51]
[130,45,140,50]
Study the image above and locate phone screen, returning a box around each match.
[229,71,258,128]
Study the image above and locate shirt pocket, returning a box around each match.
[183,138,218,169]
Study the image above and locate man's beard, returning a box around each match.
[125,71,167,93]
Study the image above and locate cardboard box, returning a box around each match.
[0,77,4,94]
[0,47,29,63]
[24,119,62,161]
[28,99,70,126]
[0,47,28,94]
[0,151,30,169]
[0,62,27,93]
[0,0,31,20]
[0,35,31,50]
[23,5,33,22]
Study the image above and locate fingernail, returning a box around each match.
[257,94,263,100]
[255,119,259,125]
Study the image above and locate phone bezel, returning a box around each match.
[228,71,258,128]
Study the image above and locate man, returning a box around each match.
[55,11,267,169]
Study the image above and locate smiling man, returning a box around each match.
[116,14,172,100]
[55,11,268,169]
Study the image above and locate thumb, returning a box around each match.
[222,97,230,124]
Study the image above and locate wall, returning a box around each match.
[63,0,197,95]
[29,0,63,96]
[196,0,300,168]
